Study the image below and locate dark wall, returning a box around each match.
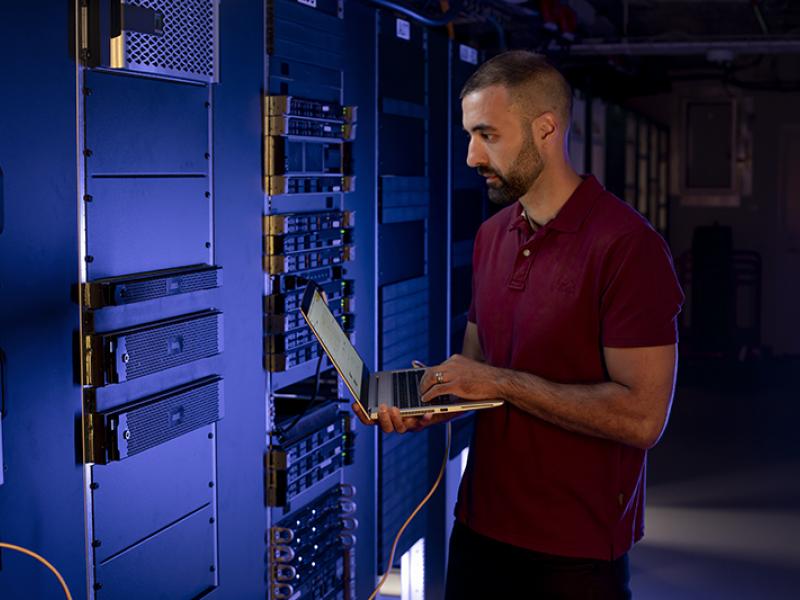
[629,84,800,356]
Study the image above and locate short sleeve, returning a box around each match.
[600,227,685,348]
[467,225,484,324]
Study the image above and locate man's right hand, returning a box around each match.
[351,402,453,434]
[350,359,455,433]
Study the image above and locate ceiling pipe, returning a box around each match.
[568,38,800,56]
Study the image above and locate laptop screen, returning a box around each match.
[302,286,364,402]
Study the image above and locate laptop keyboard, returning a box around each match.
[391,371,459,409]
[392,370,424,409]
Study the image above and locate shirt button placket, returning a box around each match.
[509,246,534,289]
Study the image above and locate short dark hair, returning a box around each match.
[460,50,573,125]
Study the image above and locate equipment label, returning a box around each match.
[297,0,317,7]
[396,18,411,41]
[459,44,478,65]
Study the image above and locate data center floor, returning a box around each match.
[631,357,800,599]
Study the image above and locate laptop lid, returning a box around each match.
[300,283,370,408]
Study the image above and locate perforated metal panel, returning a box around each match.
[84,311,223,386]
[113,0,219,83]
[113,266,221,304]
[85,265,222,308]
[117,311,223,381]
[115,377,224,459]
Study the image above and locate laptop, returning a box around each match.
[300,282,504,420]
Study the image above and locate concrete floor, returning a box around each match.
[630,357,800,599]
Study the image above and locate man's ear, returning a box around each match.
[532,111,558,145]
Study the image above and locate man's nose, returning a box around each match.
[466,137,486,169]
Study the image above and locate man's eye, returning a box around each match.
[482,133,494,141]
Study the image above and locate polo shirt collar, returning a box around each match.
[506,175,602,234]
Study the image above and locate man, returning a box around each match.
[354,51,683,598]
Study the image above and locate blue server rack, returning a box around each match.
[0,3,86,598]
[0,2,480,598]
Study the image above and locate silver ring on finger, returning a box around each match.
[434,371,445,385]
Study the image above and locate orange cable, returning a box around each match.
[0,542,73,599]
[368,422,452,600]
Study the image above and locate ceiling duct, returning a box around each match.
[568,38,800,56]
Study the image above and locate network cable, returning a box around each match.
[368,420,452,600]
[0,542,72,599]
[278,352,325,436]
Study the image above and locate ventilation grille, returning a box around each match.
[380,432,428,566]
[115,377,223,459]
[118,312,222,381]
[115,267,221,304]
[380,277,429,370]
[121,0,217,83]
[273,482,349,530]
[85,266,221,307]
[380,176,430,223]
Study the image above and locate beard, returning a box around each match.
[478,133,544,206]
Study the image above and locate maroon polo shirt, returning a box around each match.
[456,175,684,560]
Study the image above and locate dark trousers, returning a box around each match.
[444,522,632,600]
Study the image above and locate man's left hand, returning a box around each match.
[419,354,501,404]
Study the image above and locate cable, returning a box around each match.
[439,0,455,38]
[278,352,325,436]
[0,542,72,600]
[364,0,463,27]
[277,281,328,436]
[485,15,507,51]
[369,421,452,600]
